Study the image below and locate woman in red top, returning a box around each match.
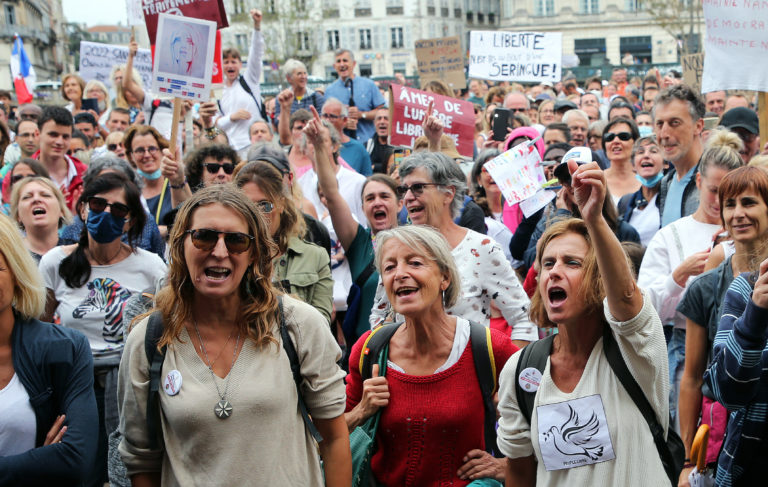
[345,225,517,486]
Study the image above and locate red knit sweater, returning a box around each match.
[346,328,516,487]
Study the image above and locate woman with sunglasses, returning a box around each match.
[117,185,349,486]
[602,117,640,205]
[235,162,333,324]
[184,143,239,191]
[39,173,167,487]
[10,176,71,262]
[617,135,664,246]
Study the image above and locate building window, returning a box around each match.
[327,30,339,51]
[489,12,495,23]
[466,12,473,22]
[323,0,340,17]
[232,0,245,14]
[359,63,373,77]
[391,27,404,48]
[355,0,371,16]
[455,7,462,17]
[620,36,652,64]
[296,0,307,12]
[386,0,404,15]
[235,34,248,52]
[625,0,639,11]
[266,0,276,14]
[477,12,484,22]
[535,0,555,16]
[297,31,310,51]
[574,38,606,66]
[393,62,406,74]
[579,0,599,14]
[359,29,372,50]
[4,5,15,25]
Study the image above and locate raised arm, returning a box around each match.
[123,38,146,106]
[304,106,361,250]
[277,89,294,146]
[244,9,264,89]
[569,160,641,320]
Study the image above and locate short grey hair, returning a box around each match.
[563,109,589,125]
[84,155,143,190]
[334,48,354,62]
[283,58,307,79]
[374,225,460,309]
[323,97,349,117]
[399,151,466,218]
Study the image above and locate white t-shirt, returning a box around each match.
[0,373,36,456]
[40,246,167,361]
[627,194,661,247]
[298,166,368,230]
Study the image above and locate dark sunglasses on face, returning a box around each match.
[11,174,30,184]
[185,228,255,254]
[107,143,123,151]
[88,196,131,220]
[133,146,159,156]
[603,132,633,143]
[396,182,441,198]
[203,162,235,175]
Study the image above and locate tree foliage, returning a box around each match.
[639,0,703,56]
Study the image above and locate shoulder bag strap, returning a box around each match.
[278,295,324,443]
[239,75,264,118]
[359,322,402,381]
[145,311,167,450]
[514,334,554,425]
[469,322,498,455]
[355,260,377,289]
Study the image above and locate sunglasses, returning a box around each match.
[88,196,130,220]
[203,162,235,175]
[107,143,123,151]
[321,113,342,120]
[396,182,441,198]
[11,174,30,184]
[255,201,274,213]
[603,132,633,143]
[133,146,159,156]
[185,229,254,254]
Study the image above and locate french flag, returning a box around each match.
[11,36,36,104]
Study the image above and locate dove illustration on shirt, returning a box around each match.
[541,404,605,461]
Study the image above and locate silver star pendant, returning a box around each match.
[214,400,233,419]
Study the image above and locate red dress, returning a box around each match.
[346,327,516,487]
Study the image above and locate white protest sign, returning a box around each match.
[125,0,144,26]
[151,14,217,101]
[484,141,546,205]
[469,31,562,83]
[701,1,768,92]
[520,189,556,218]
[79,41,152,90]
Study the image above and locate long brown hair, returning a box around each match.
[154,184,280,349]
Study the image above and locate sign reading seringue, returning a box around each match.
[388,84,475,158]
[469,31,562,82]
[483,140,546,205]
[79,41,152,90]
[701,0,768,92]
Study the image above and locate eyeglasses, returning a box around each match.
[88,196,131,219]
[603,132,633,143]
[203,162,235,175]
[132,146,159,156]
[321,113,342,120]
[396,182,441,198]
[255,201,274,213]
[107,143,123,151]
[509,107,528,113]
[185,229,255,254]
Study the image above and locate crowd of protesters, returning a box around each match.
[2,7,768,487]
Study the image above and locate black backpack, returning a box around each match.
[358,321,501,456]
[514,327,684,486]
[216,75,267,121]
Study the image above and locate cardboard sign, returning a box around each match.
[469,31,562,82]
[389,84,474,158]
[415,36,466,90]
[142,0,228,45]
[125,0,144,26]
[79,41,152,90]
[701,1,768,92]
[151,14,217,101]
[483,140,546,205]
[682,53,704,95]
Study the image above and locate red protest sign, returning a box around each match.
[389,84,474,158]
[143,0,228,45]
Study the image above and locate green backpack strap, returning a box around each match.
[514,334,555,425]
[468,322,499,455]
[359,322,403,381]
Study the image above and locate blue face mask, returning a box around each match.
[86,210,126,244]
[137,167,162,180]
[638,125,654,138]
[635,172,663,188]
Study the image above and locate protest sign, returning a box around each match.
[468,31,562,83]
[151,14,217,101]
[701,1,768,92]
[415,36,466,90]
[389,84,474,158]
[150,29,222,85]
[483,141,546,205]
[142,0,228,45]
[125,0,143,26]
[79,41,152,90]
[520,189,556,218]
[682,53,704,95]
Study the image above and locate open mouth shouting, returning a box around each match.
[547,286,568,309]
[406,203,426,223]
[204,266,232,281]
[31,206,48,217]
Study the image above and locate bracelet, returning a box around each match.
[169,178,187,189]
[683,462,695,469]
[204,127,221,140]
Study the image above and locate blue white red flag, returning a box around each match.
[11,36,36,104]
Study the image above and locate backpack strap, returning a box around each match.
[144,311,166,450]
[469,322,499,455]
[359,322,403,381]
[355,261,376,290]
[278,295,323,443]
[238,75,266,120]
[514,334,555,425]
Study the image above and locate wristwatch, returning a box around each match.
[361,112,367,120]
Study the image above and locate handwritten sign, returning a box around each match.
[125,0,144,26]
[520,189,556,218]
[415,36,466,90]
[151,14,217,101]
[79,41,152,90]
[484,141,546,205]
[142,0,228,45]
[701,1,768,92]
[388,84,475,158]
[468,31,562,82]
[682,53,704,95]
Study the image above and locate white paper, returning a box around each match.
[520,189,556,218]
[469,31,562,82]
[537,394,616,471]
[125,0,144,26]
[151,14,217,101]
[484,141,545,206]
[79,41,152,90]
[701,2,768,92]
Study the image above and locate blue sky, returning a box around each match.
[63,0,128,26]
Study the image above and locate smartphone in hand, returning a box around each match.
[81,98,99,113]
[492,108,512,142]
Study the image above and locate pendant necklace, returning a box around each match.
[193,320,241,419]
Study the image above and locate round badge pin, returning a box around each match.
[518,367,542,393]
[164,370,183,396]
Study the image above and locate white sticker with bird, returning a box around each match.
[536,394,615,471]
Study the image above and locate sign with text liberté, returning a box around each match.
[388,84,475,158]
[468,31,562,83]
